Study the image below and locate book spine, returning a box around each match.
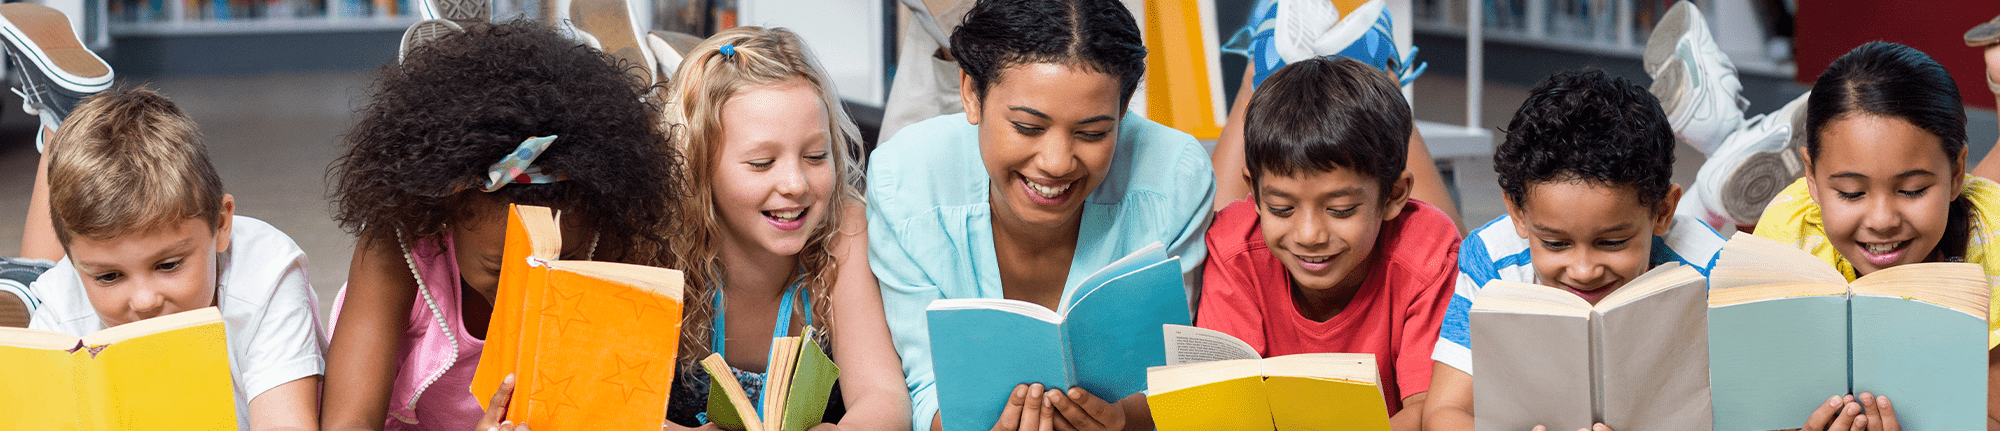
[1588,313,1605,425]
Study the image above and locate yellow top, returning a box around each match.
[1755,175,2000,349]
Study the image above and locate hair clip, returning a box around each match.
[480,135,563,192]
[719,43,737,58]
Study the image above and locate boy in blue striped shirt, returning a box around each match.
[1419,70,1725,431]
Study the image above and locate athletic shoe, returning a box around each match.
[415,0,488,26]
[398,19,463,64]
[560,0,655,86]
[648,30,701,79]
[0,256,52,328]
[1644,0,1747,155]
[0,3,111,151]
[1967,14,2000,47]
[1679,91,1810,231]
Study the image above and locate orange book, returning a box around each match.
[470,204,686,430]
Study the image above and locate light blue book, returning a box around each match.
[927,242,1190,431]
[1708,232,1987,431]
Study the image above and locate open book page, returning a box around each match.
[1162,324,1259,366]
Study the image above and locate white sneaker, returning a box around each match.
[1679,91,1810,231]
[1645,0,1747,155]
[648,30,701,80]
[398,19,463,64]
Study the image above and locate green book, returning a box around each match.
[704,326,841,431]
[1708,232,1988,431]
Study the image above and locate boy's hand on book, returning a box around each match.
[1855,393,1902,431]
[1045,387,1123,431]
[475,374,531,431]
[1802,395,1867,431]
[990,383,1054,431]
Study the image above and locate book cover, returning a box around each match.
[0,307,236,430]
[1148,325,1389,431]
[1708,232,1987,431]
[469,204,687,431]
[927,242,1190,431]
[1470,263,1710,431]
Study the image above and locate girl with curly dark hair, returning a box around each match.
[319,20,683,431]
[657,26,910,431]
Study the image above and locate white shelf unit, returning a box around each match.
[1411,0,1794,77]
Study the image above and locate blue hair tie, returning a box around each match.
[719,43,736,58]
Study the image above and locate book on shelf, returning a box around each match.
[1707,232,1988,431]
[0,307,236,430]
[1146,324,1389,431]
[926,242,1190,431]
[703,325,842,431]
[470,204,687,431]
[1470,262,1712,431]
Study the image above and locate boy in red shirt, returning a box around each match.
[1197,56,1459,431]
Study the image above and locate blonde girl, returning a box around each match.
[661,26,911,431]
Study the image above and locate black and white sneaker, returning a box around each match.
[416,0,489,26]
[0,3,112,152]
[0,256,52,328]
[399,19,465,64]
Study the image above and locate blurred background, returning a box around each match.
[0,0,1992,321]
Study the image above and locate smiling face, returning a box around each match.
[1803,114,1964,276]
[68,197,233,328]
[962,63,1123,233]
[1508,180,1677,305]
[1253,167,1410,294]
[708,81,837,261]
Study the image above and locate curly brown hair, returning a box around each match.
[330,19,683,267]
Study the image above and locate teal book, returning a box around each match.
[927,242,1190,431]
[1708,232,1987,431]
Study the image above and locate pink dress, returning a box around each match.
[331,234,485,431]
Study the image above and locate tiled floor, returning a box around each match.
[0,70,1984,323]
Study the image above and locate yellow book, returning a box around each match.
[470,204,687,431]
[0,307,236,430]
[1147,324,1388,431]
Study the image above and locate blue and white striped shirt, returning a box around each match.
[1432,213,1725,374]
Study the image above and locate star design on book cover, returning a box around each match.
[612,289,669,321]
[532,372,582,419]
[599,353,660,403]
[546,286,591,338]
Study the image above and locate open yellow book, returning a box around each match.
[1146,324,1388,431]
[470,204,687,431]
[703,325,842,431]
[0,307,235,430]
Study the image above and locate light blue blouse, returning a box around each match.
[867,113,1215,430]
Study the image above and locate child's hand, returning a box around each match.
[988,383,1053,431]
[1802,394,1866,431]
[1856,392,1902,431]
[475,374,531,431]
[1045,387,1124,431]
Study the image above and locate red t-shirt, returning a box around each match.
[1194,198,1460,415]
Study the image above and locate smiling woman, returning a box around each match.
[865,0,1215,430]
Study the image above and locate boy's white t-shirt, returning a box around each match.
[29,216,325,429]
